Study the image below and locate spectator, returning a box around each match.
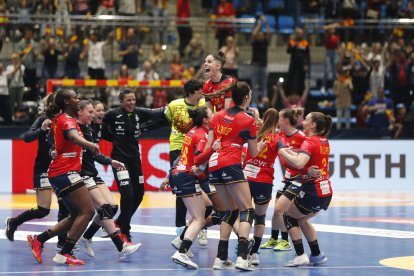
[6,54,25,117]
[389,49,411,108]
[118,28,142,77]
[365,87,394,136]
[322,25,340,92]
[96,0,115,15]
[369,57,384,97]
[64,35,82,79]
[83,30,112,80]
[118,0,141,15]
[150,0,168,44]
[17,29,39,100]
[182,66,195,80]
[184,33,204,72]
[250,15,271,104]
[41,37,63,80]
[333,69,353,130]
[137,60,160,107]
[118,64,133,81]
[16,0,31,32]
[276,79,310,109]
[176,0,192,58]
[0,63,12,124]
[71,0,89,15]
[286,27,310,96]
[398,99,414,138]
[214,0,236,48]
[219,35,239,78]
[169,53,185,80]
[149,42,166,78]
[54,0,72,36]
[390,103,406,138]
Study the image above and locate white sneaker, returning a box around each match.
[212,258,236,270]
[79,237,95,257]
[100,227,110,238]
[284,254,310,267]
[249,253,259,265]
[171,236,194,258]
[235,256,255,271]
[171,250,198,269]
[198,229,208,246]
[176,226,185,236]
[119,242,142,260]
[55,242,80,251]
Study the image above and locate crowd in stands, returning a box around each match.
[0,0,413,138]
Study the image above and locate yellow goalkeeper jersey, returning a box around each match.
[165,98,206,151]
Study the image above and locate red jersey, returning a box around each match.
[244,132,281,184]
[48,113,83,177]
[209,107,256,171]
[173,126,208,177]
[202,75,235,112]
[279,130,307,180]
[299,135,332,197]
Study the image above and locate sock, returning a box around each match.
[11,207,48,227]
[179,226,188,241]
[250,236,262,254]
[281,231,289,241]
[83,222,101,240]
[237,237,249,259]
[179,238,192,254]
[60,237,77,255]
[37,229,53,244]
[292,239,304,256]
[308,239,321,256]
[110,232,124,251]
[271,229,279,240]
[217,240,229,260]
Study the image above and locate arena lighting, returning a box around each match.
[161,45,167,50]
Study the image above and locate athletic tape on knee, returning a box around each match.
[283,214,299,230]
[222,209,239,226]
[97,204,113,220]
[254,214,266,225]
[211,211,226,225]
[205,206,213,219]
[240,208,255,225]
[111,204,119,217]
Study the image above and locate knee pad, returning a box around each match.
[254,214,266,226]
[33,206,50,218]
[240,208,255,225]
[205,206,213,219]
[211,211,226,225]
[283,214,298,230]
[97,204,114,220]
[222,209,239,226]
[111,204,119,217]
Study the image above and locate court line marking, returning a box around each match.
[2,221,413,241]
[0,265,389,274]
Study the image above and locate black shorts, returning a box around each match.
[199,179,217,195]
[281,180,303,201]
[209,164,246,185]
[49,171,85,198]
[294,192,332,215]
[82,176,98,191]
[93,176,106,186]
[33,172,53,190]
[169,172,202,198]
[248,180,273,204]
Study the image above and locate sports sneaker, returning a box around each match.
[248,253,259,265]
[55,242,79,252]
[212,258,236,270]
[79,237,95,257]
[309,252,328,265]
[198,229,208,246]
[27,235,43,263]
[53,253,85,265]
[171,236,194,258]
[4,217,16,242]
[284,254,310,267]
[260,237,278,249]
[235,256,255,271]
[119,242,142,260]
[171,250,198,269]
[274,239,292,251]
[100,227,110,238]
